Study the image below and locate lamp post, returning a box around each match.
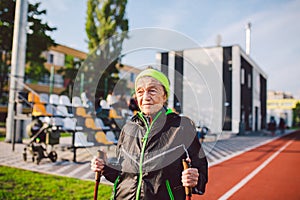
[49,65,54,95]
[80,73,84,95]
[6,0,28,144]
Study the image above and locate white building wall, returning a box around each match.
[182,48,223,133]
[47,50,65,66]
[252,69,261,130]
[231,46,241,133]
[167,51,175,109]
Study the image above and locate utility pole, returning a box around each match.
[5,0,28,143]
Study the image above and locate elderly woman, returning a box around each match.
[91,68,208,199]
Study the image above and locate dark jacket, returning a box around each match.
[103,108,208,200]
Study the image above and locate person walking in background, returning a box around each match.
[81,89,93,114]
[106,91,118,107]
[279,118,285,134]
[268,116,277,136]
[128,93,140,115]
[91,68,208,199]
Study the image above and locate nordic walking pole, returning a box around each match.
[182,159,192,200]
[94,150,105,200]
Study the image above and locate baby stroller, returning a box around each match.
[23,118,60,165]
[197,125,210,143]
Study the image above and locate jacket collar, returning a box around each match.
[138,106,173,123]
[134,107,174,133]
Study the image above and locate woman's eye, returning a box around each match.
[149,89,157,94]
[137,90,144,95]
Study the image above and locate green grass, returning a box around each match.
[0,165,112,200]
[60,132,72,137]
[0,131,74,142]
[0,130,5,141]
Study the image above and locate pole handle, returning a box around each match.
[182,159,192,197]
[94,150,105,200]
[95,150,105,182]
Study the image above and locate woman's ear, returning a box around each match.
[163,94,167,103]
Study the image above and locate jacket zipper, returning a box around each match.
[110,175,120,200]
[135,111,162,200]
[165,179,175,200]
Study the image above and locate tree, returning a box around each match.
[85,0,128,99]
[0,0,15,103]
[0,1,56,103]
[57,55,83,96]
[293,102,300,127]
[25,2,56,82]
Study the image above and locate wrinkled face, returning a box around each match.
[135,77,167,116]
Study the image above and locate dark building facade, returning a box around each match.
[157,45,267,134]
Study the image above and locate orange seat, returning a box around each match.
[32,103,52,116]
[109,109,122,119]
[95,131,114,145]
[76,107,91,118]
[28,92,40,103]
[85,118,101,130]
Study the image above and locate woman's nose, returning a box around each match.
[143,91,151,99]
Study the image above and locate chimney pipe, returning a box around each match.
[245,22,251,55]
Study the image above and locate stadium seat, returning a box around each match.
[63,117,83,132]
[39,93,49,104]
[106,131,118,144]
[59,95,72,106]
[74,132,94,147]
[28,92,40,103]
[56,105,73,117]
[32,103,52,117]
[85,118,102,131]
[52,117,64,127]
[94,117,110,131]
[75,107,91,118]
[99,99,110,109]
[109,108,122,119]
[72,96,83,107]
[49,94,60,105]
[46,104,56,116]
[95,131,114,145]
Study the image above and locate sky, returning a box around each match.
[32,0,300,98]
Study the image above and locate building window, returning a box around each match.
[54,74,64,87]
[48,53,54,64]
[241,68,245,84]
[248,74,251,88]
[130,73,135,82]
[256,75,260,93]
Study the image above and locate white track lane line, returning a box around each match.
[218,139,294,200]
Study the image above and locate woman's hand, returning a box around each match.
[91,157,105,173]
[181,168,199,187]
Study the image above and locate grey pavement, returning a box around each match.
[0,129,295,185]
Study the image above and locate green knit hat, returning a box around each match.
[135,69,170,97]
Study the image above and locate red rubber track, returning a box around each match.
[193,130,300,200]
